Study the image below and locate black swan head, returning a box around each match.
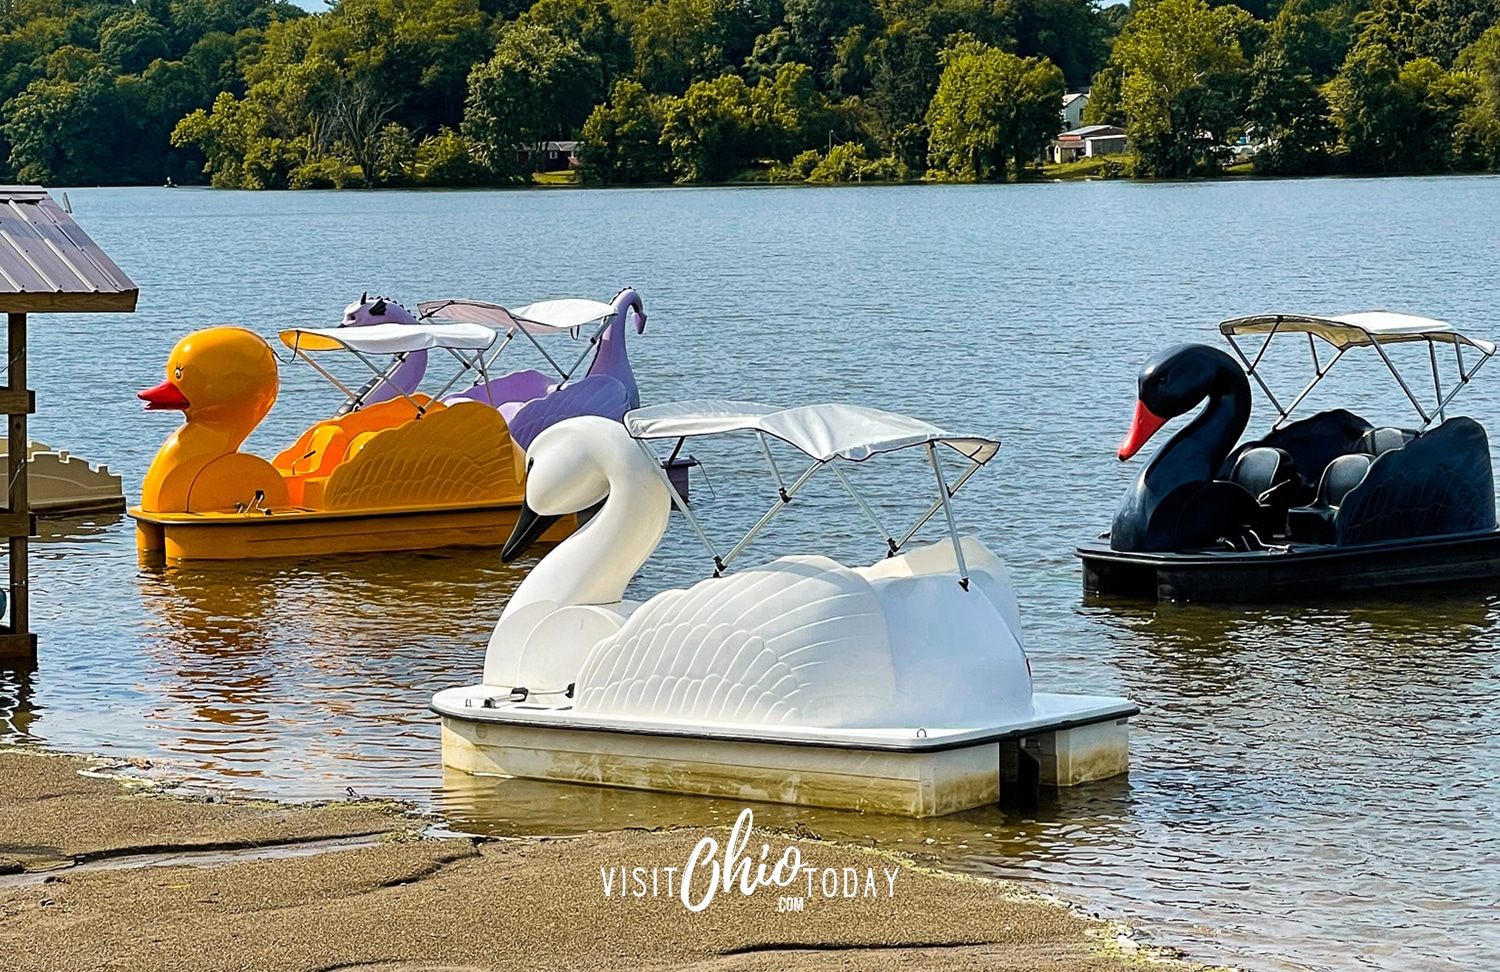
[1119,343,1249,461]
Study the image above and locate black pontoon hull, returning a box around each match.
[1077,531,1500,602]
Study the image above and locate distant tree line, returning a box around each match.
[0,0,1497,187]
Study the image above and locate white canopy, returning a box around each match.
[1220,312,1496,354]
[511,298,616,331]
[418,297,615,335]
[625,400,1001,464]
[278,321,497,354]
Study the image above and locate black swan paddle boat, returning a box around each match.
[1077,312,1500,602]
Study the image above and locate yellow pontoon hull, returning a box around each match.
[131,503,576,564]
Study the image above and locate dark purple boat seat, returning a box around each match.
[1359,427,1415,455]
[1286,453,1374,544]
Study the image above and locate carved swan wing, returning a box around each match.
[573,555,898,728]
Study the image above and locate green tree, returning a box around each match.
[2,72,114,183]
[462,21,603,179]
[99,10,171,74]
[783,0,876,84]
[924,34,1064,181]
[1247,8,1340,173]
[1111,0,1250,176]
[415,125,488,183]
[632,0,767,93]
[1357,0,1500,67]
[658,63,830,181]
[172,88,307,187]
[660,72,763,181]
[580,77,672,182]
[862,20,941,167]
[1081,63,1123,124]
[1329,40,1475,170]
[1453,25,1500,167]
[1000,0,1108,89]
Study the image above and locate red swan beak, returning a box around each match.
[139,379,190,411]
[1118,401,1168,461]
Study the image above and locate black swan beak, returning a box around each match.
[1119,401,1169,461]
[503,502,562,562]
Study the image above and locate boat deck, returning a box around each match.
[1078,529,1500,602]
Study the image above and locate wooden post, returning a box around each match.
[1,311,32,660]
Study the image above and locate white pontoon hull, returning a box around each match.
[433,687,1136,818]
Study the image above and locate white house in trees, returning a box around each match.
[1062,91,1090,130]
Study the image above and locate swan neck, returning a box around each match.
[1152,370,1251,478]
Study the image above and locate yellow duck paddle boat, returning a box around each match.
[131,323,574,563]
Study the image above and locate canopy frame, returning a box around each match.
[418,298,619,393]
[626,402,999,589]
[1220,313,1496,431]
[281,328,495,418]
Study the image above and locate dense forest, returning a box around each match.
[0,0,1497,186]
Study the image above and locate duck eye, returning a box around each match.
[174,366,183,380]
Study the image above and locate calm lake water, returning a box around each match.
[4,178,1500,972]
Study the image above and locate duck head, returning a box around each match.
[139,327,279,439]
[1118,343,1247,461]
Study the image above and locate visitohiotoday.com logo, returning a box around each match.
[599,808,901,913]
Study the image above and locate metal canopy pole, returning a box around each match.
[5,312,31,658]
[1428,339,1445,424]
[893,460,983,550]
[717,459,822,570]
[293,347,362,403]
[1271,346,1347,428]
[826,462,897,555]
[926,443,970,591]
[1369,339,1431,424]
[635,439,723,572]
[556,318,612,383]
[1225,334,1288,419]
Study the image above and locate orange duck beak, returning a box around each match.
[1118,401,1168,461]
[139,379,190,411]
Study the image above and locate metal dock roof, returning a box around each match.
[0,186,137,314]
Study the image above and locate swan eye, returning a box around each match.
[527,457,535,473]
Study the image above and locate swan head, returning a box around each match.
[502,416,649,562]
[1119,343,1246,461]
[612,287,646,334]
[139,326,279,429]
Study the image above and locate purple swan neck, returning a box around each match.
[586,287,644,409]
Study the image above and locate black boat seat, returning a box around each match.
[1230,446,1301,537]
[1285,453,1374,543]
[1359,427,1414,455]
[1230,447,1297,502]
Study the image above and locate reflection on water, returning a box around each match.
[126,548,539,790]
[5,179,1500,972]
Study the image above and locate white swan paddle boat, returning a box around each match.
[433,401,1137,817]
